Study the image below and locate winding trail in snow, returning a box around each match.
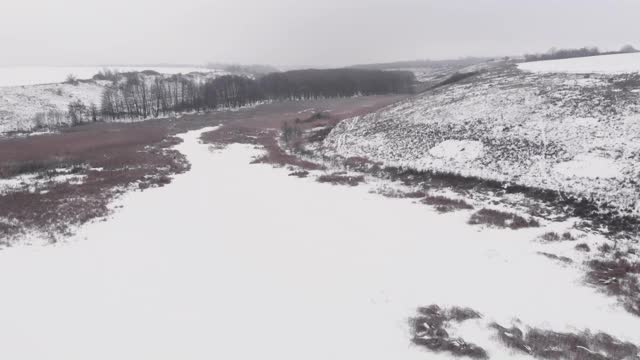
[0,127,638,359]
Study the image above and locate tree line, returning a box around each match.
[524,45,637,62]
[99,69,415,120]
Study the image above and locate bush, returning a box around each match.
[468,208,540,229]
[281,122,302,149]
[410,305,487,359]
[422,195,473,213]
[64,74,79,85]
[540,232,561,242]
[491,322,640,359]
[317,173,364,186]
[575,243,591,252]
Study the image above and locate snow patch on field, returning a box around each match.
[0,127,637,359]
[554,154,623,179]
[518,52,640,74]
[429,140,483,161]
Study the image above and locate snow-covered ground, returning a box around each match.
[323,66,640,213]
[0,127,637,359]
[0,82,104,132]
[518,52,640,74]
[0,65,211,87]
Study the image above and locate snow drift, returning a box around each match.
[518,52,640,74]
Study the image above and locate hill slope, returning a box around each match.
[322,64,640,213]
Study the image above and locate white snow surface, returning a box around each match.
[554,154,624,179]
[429,140,483,162]
[0,66,210,87]
[0,127,638,359]
[518,52,640,74]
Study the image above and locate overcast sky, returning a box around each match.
[2,0,639,67]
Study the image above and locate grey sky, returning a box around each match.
[2,0,639,67]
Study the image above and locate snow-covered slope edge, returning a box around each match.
[519,52,640,74]
[322,65,640,214]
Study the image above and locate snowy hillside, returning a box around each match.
[0,82,105,133]
[518,52,640,74]
[322,65,640,212]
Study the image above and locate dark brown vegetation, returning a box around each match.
[288,171,309,178]
[537,252,573,264]
[201,96,406,170]
[422,195,474,213]
[468,208,540,229]
[540,231,576,242]
[375,188,426,199]
[576,243,592,252]
[409,305,487,359]
[491,322,639,359]
[586,258,640,316]
[317,173,365,187]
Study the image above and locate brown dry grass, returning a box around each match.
[468,208,540,229]
[422,195,474,213]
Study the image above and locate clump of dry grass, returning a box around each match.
[409,305,487,359]
[468,208,540,229]
[422,195,474,213]
[586,258,640,316]
[288,170,309,178]
[317,173,364,186]
[537,252,573,264]
[491,322,639,359]
[575,243,591,252]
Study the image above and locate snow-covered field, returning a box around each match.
[323,65,640,212]
[0,82,105,133]
[0,66,211,87]
[0,67,228,133]
[0,127,637,359]
[518,52,640,74]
